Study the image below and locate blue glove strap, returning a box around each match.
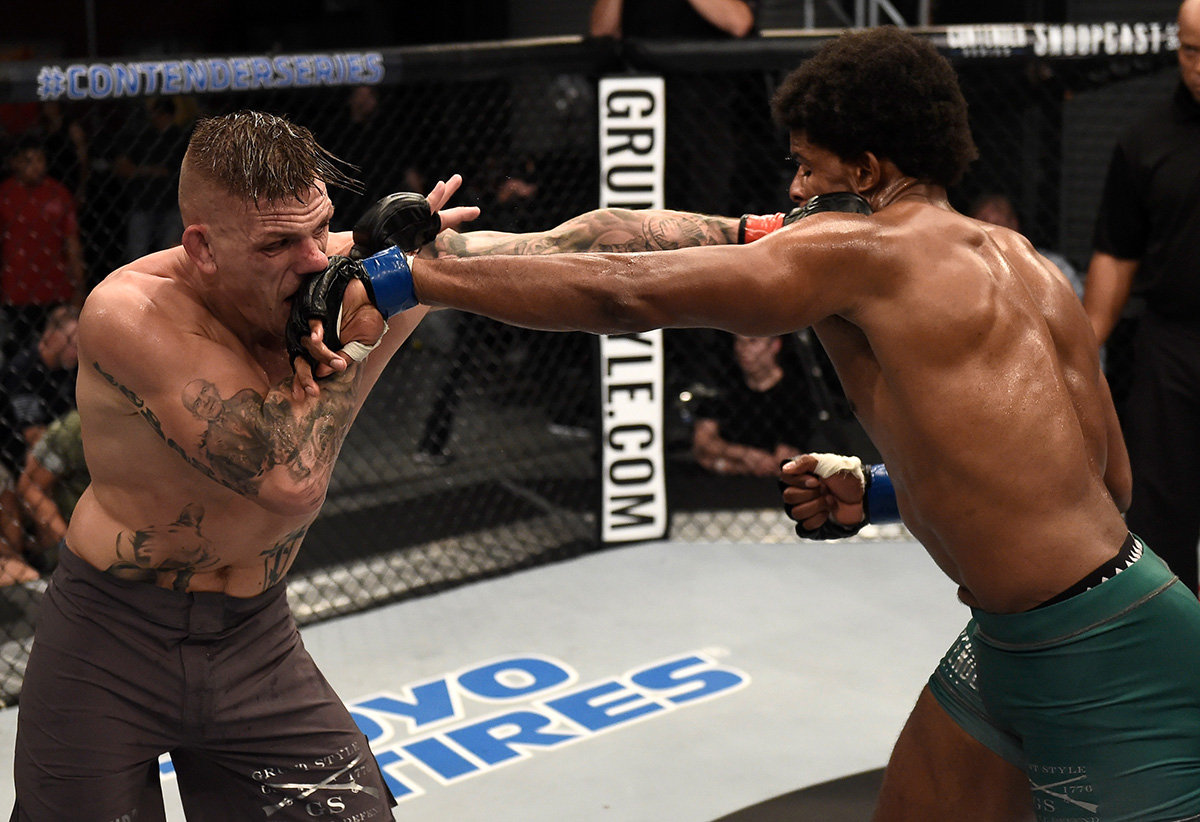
[864,463,901,524]
[360,246,416,318]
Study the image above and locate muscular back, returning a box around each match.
[812,202,1130,611]
[402,198,1132,613]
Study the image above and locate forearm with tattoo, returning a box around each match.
[433,208,739,258]
[94,360,362,500]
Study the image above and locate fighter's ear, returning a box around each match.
[182,225,216,275]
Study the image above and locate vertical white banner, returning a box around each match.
[597,76,668,544]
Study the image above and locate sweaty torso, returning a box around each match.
[68,250,336,597]
[812,202,1129,613]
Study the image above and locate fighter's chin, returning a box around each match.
[273,306,293,339]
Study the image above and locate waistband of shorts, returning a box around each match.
[970,535,1177,648]
[56,541,287,634]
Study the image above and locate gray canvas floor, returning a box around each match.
[0,533,968,821]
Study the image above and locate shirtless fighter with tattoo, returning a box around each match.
[8,111,485,821]
[11,104,795,820]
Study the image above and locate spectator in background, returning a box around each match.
[969,191,1084,299]
[113,98,188,262]
[0,138,85,360]
[0,304,79,483]
[0,471,40,585]
[18,408,87,569]
[588,0,758,218]
[692,334,815,477]
[589,0,765,415]
[34,101,90,206]
[321,84,394,231]
[1083,0,1200,594]
[589,0,756,42]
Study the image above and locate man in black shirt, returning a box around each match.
[112,99,188,262]
[1084,0,1200,593]
[0,305,78,478]
[692,334,814,476]
[587,0,760,218]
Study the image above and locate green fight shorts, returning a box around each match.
[928,536,1200,822]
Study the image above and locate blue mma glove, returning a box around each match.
[864,462,900,524]
[286,248,415,372]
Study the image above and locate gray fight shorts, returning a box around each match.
[11,543,396,821]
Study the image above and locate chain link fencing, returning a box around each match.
[0,25,1178,703]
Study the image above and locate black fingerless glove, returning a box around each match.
[286,256,376,372]
[350,192,442,259]
[783,191,873,225]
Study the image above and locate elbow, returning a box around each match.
[1112,481,1132,516]
[728,15,755,37]
[1108,468,1132,515]
[588,261,671,334]
[591,298,669,335]
[256,477,328,519]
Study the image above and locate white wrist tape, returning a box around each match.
[808,453,865,487]
[335,305,388,363]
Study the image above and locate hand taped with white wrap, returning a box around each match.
[779,453,901,540]
[779,452,901,540]
[779,453,868,540]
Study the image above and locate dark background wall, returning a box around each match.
[0,0,1175,60]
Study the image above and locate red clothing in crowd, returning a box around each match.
[0,176,79,306]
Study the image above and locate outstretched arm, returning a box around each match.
[409,208,876,338]
[432,208,740,258]
[291,194,870,388]
[406,192,871,335]
[289,207,741,396]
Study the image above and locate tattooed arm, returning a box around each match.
[293,209,742,397]
[79,273,365,518]
[430,208,741,258]
[359,210,738,372]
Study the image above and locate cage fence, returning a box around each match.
[0,23,1177,703]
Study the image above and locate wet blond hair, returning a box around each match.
[180,110,359,206]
